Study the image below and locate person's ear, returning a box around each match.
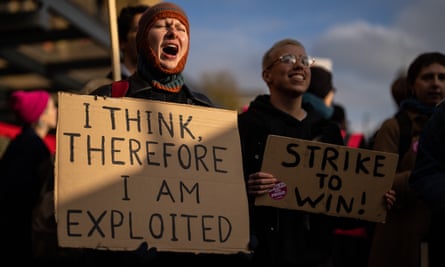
[262,69,271,83]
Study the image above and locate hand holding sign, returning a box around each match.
[55,93,250,254]
[255,135,398,223]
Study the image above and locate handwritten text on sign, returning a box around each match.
[255,135,397,223]
[55,92,250,254]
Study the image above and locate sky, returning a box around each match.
[168,0,445,135]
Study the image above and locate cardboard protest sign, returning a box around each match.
[255,135,398,223]
[55,92,250,254]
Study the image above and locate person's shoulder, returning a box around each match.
[378,114,399,128]
[303,102,325,123]
[375,116,399,137]
[190,91,213,106]
[184,85,214,107]
[238,107,257,124]
[371,114,403,150]
[81,78,113,95]
[89,82,113,96]
[429,98,445,123]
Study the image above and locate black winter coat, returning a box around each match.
[0,126,53,263]
[410,100,445,264]
[410,100,445,211]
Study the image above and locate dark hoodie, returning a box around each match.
[238,94,343,267]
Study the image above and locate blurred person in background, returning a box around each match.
[302,65,348,145]
[330,102,371,267]
[367,72,412,151]
[331,103,367,149]
[81,4,149,94]
[391,72,412,108]
[0,90,58,265]
[368,51,445,267]
[109,4,149,80]
[410,98,445,267]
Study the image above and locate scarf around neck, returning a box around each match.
[137,58,185,93]
[302,92,334,119]
[400,97,436,115]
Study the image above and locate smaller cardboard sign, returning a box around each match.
[255,135,398,223]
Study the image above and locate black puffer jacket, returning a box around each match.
[238,94,344,267]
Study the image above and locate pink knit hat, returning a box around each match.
[11,90,50,124]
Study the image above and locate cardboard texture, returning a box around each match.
[255,135,398,223]
[55,92,250,254]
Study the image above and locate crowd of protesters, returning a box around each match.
[0,2,444,267]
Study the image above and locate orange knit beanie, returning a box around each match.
[136,2,189,75]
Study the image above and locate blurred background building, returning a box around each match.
[0,0,161,122]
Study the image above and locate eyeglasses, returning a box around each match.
[265,54,315,70]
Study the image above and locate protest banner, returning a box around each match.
[255,135,398,223]
[55,92,250,254]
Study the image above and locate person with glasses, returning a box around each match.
[238,38,345,267]
[238,38,397,267]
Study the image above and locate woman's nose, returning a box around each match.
[166,26,178,37]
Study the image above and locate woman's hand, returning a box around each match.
[247,172,278,196]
